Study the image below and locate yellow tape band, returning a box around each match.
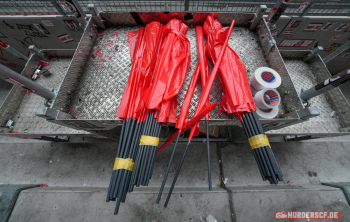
[113,158,134,171]
[248,134,271,149]
[139,135,159,147]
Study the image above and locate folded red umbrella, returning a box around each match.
[132,22,163,119]
[127,28,144,64]
[203,16,256,119]
[203,17,283,185]
[187,19,236,140]
[157,19,235,153]
[116,27,144,119]
[117,22,163,120]
[143,19,191,122]
[175,29,209,135]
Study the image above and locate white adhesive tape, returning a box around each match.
[256,106,279,119]
[254,88,281,110]
[250,83,258,96]
[250,67,281,90]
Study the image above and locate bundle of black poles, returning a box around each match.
[106,111,162,214]
[106,116,144,214]
[129,111,162,191]
[241,109,283,184]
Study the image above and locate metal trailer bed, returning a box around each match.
[268,50,350,140]
[1,11,350,141]
[0,50,92,139]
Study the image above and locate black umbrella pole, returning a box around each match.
[141,117,159,185]
[137,111,159,186]
[244,113,276,183]
[148,123,162,181]
[156,133,181,204]
[129,112,152,190]
[112,119,137,198]
[116,121,142,201]
[251,110,283,179]
[130,111,151,185]
[241,118,267,180]
[127,122,144,193]
[246,112,280,183]
[243,113,271,177]
[108,119,132,200]
[123,120,144,199]
[136,111,154,186]
[106,120,127,201]
[206,120,212,191]
[246,111,282,183]
[114,198,121,215]
[164,140,191,208]
[145,123,162,185]
[134,147,145,188]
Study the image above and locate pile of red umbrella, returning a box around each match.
[107,19,203,215]
[156,18,235,207]
[156,16,283,207]
[107,21,163,215]
[129,19,191,190]
[203,16,283,184]
[108,15,283,214]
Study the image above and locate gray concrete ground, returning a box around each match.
[9,188,231,222]
[1,136,350,221]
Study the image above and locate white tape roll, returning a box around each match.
[250,67,281,90]
[250,83,258,96]
[254,88,281,110]
[256,107,279,119]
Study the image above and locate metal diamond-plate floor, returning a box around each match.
[268,60,341,134]
[69,26,285,121]
[12,58,88,134]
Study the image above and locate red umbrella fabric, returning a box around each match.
[132,22,163,119]
[143,19,191,123]
[116,22,163,120]
[188,26,210,140]
[116,27,144,119]
[196,26,210,121]
[175,63,200,132]
[158,19,235,152]
[203,16,256,120]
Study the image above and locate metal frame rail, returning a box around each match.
[0,0,349,17]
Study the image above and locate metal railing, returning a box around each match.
[0,0,349,16]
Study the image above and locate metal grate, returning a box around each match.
[0,0,349,16]
[0,0,59,15]
[79,0,185,12]
[308,2,350,16]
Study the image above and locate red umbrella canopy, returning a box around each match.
[157,18,235,152]
[116,22,163,120]
[116,27,144,119]
[143,19,191,119]
[203,16,256,120]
